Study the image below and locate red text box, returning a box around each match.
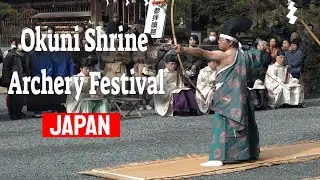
[42,113,120,138]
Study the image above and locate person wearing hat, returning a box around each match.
[265,51,304,109]
[154,53,199,117]
[175,16,261,166]
[65,56,109,113]
[285,38,304,79]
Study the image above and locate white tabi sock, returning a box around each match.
[200,160,224,167]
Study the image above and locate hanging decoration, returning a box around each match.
[152,0,167,8]
[286,1,320,46]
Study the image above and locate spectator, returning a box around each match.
[106,13,123,34]
[155,36,175,72]
[257,40,272,74]
[181,35,204,89]
[196,60,217,114]
[154,54,199,116]
[265,52,304,109]
[65,56,109,113]
[202,31,219,51]
[285,38,304,79]
[281,39,291,53]
[51,50,76,112]
[203,31,218,46]
[27,50,53,118]
[1,41,29,120]
[132,33,157,110]
[266,38,279,63]
[3,39,18,59]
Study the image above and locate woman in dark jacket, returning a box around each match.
[181,35,205,89]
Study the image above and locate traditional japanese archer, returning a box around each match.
[174,16,262,166]
[171,0,261,166]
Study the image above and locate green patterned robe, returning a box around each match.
[209,48,262,161]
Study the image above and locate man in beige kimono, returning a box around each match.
[101,39,131,92]
[196,61,217,114]
[265,53,304,109]
[65,57,109,113]
[154,54,199,116]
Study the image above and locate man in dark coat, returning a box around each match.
[27,50,53,117]
[1,43,30,120]
[106,13,123,34]
[51,51,76,112]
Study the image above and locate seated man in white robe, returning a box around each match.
[265,52,305,109]
[154,54,199,116]
[65,56,110,113]
[196,60,217,114]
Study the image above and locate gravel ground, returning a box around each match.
[0,94,319,180]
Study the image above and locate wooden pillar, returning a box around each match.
[102,0,107,17]
[133,2,136,23]
[138,0,141,20]
[122,0,125,24]
[90,0,102,27]
[128,5,130,25]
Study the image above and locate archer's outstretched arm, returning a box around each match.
[174,45,224,63]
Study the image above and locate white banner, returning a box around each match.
[144,1,167,38]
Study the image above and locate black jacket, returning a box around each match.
[1,50,31,88]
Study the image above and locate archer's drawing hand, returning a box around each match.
[174,45,183,54]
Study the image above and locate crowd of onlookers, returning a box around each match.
[201,18,317,110]
[0,15,318,119]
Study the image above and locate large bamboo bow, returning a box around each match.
[170,0,205,101]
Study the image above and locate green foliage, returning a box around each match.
[297,4,320,94]
[300,4,320,30]
[0,2,17,17]
[302,45,320,94]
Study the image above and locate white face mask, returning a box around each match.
[209,36,216,42]
[11,44,16,49]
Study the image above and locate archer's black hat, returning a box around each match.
[219,16,253,42]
